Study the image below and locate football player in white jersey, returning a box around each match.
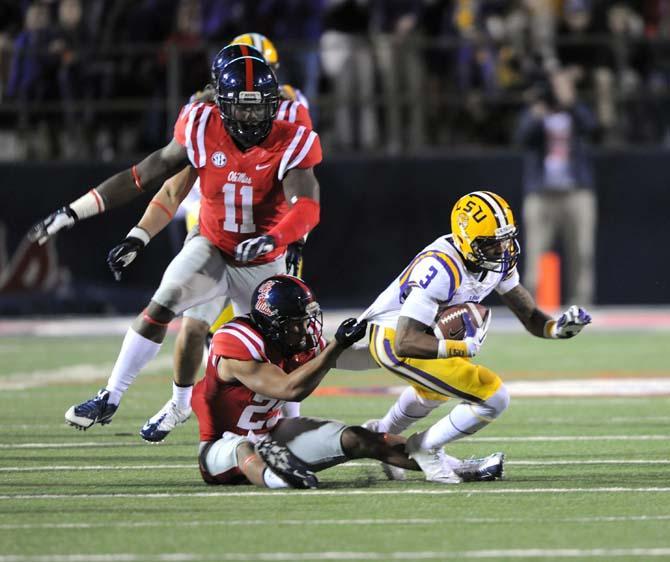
[337,191,591,483]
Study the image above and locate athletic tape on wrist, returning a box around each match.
[543,320,558,339]
[70,189,105,220]
[127,226,151,246]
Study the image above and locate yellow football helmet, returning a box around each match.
[450,191,519,272]
[230,33,279,68]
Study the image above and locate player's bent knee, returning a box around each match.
[152,283,185,313]
[477,384,510,419]
[145,300,176,323]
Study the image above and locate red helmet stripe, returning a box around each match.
[240,44,250,57]
[245,56,254,90]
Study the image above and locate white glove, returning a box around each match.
[553,305,592,339]
[27,206,78,246]
[463,310,492,357]
[235,235,275,263]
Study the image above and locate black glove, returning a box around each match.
[27,206,78,246]
[107,236,146,281]
[285,240,305,277]
[235,235,276,262]
[335,318,368,348]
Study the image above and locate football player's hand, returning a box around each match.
[463,311,491,357]
[107,235,147,281]
[285,240,305,277]
[27,206,78,246]
[235,235,275,263]
[335,318,368,348]
[554,305,591,338]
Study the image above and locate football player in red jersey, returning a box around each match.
[28,56,323,438]
[153,39,313,443]
[193,275,420,489]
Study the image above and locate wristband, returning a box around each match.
[437,339,469,358]
[543,320,558,339]
[70,189,105,220]
[127,226,151,246]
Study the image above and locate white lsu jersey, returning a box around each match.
[360,235,520,329]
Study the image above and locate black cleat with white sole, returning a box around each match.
[255,438,318,489]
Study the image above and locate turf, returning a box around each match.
[0,331,668,561]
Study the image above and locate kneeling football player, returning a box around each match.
[192,275,421,489]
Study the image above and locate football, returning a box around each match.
[434,302,490,340]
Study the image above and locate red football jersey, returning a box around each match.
[191,317,326,442]
[173,102,322,264]
[276,99,312,129]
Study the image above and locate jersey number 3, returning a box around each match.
[222,183,255,233]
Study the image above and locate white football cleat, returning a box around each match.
[362,419,407,481]
[455,452,505,482]
[406,433,462,484]
[140,400,192,443]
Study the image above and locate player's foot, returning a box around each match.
[362,419,407,481]
[405,433,462,484]
[455,452,505,482]
[255,438,318,489]
[65,389,118,430]
[139,400,192,443]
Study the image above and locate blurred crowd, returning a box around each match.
[2,0,670,160]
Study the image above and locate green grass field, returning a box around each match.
[1,330,669,562]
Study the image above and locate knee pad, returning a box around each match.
[152,282,184,312]
[475,385,510,420]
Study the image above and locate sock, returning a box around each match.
[172,382,193,410]
[106,328,162,405]
[378,387,442,434]
[263,468,290,489]
[419,386,511,449]
[281,401,301,418]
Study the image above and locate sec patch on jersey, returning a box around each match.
[434,302,489,340]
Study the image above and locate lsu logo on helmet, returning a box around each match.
[451,191,519,273]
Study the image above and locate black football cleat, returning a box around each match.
[255,438,318,489]
[65,389,118,430]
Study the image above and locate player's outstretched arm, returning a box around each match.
[106,166,197,280]
[234,167,321,262]
[217,318,367,401]
[500,284,591,339]
[28,139,190,246]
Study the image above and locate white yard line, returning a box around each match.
[2,487,670,501]
[1,459,669,472]
[1,548,670,561]
[1,434,668,450]
[1,515,670,531]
